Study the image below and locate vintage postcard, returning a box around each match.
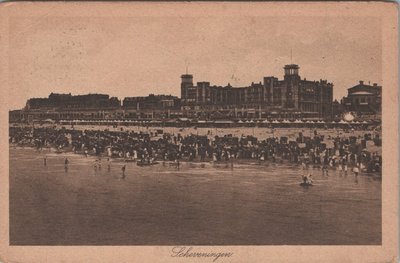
[0,1,398,262]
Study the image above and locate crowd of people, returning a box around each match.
[9,126,382,176]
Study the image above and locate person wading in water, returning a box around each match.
[107,158,111,172]
[121,165,126,179]
[64,157,69,172]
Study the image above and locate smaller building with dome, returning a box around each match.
[341,81,382,118]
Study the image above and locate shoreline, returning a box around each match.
[9,145,382,177]
[9,124,382,176]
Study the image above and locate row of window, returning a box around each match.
[351,97,378,104]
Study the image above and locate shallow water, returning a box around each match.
[9,148,381,245]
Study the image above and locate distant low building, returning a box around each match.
[11,93,122,122]
[9,109,24,122]
[26,93,120,110]
[123,94,180,110]
[341,81,381,117]
[122,94,181,119]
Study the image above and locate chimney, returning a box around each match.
[373,83,377,86]
[359,80,364,85]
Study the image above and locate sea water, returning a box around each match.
[9,148,381,245]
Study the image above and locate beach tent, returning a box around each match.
[43,119,55,123]
[214,120,234,124]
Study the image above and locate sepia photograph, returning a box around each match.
[0,1,398,262]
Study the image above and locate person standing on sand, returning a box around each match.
[174,158,180,169]
[43,155,47,166]
[342,155,348,176]
[337,158,343,176]
[212,152,217,163]
[322,154,329,176]
[353,164,360,177]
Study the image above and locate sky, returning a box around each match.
[8,14,382,110]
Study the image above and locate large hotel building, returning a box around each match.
[180,64,333,119]
[10,64,339,122]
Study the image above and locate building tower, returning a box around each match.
[283,64,300,109]
[284,64,300,79]
[181,74,193,104]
